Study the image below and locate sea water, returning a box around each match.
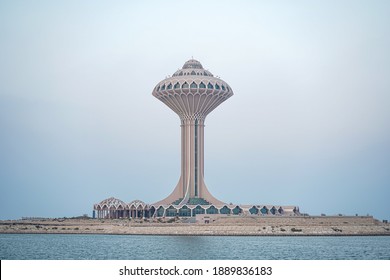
[0,234,389,260]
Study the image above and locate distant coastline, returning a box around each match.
[1,216,389,236]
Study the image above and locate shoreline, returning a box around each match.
[1,216,389,236]
[1,232,390,237]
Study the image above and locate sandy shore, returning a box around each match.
[1,216,389,236]
[0,216,390,236]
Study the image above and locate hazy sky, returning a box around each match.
[1,0,389,220]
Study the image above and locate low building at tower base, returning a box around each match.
[93,197,300,219]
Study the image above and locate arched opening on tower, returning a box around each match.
[220,206,231,215]
[179,205,191,217]
[261,206,269,215]
[232,206,242,215]
[157,206,165,217]
[206,205,219,214]
[192,205,205,216]
[166,206,178,217]
[249,206,259,215]
[149,206,156,217]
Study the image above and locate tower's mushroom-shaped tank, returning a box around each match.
[152,59,233,206]
[153,59,233,119]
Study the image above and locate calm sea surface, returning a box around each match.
[0,234,389,260]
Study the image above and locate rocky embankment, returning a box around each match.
[0,216,389,236]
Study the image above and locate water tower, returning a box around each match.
[152,59,233,206]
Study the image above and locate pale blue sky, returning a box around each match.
[0,0,389,220]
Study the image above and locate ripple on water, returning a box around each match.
[0,234,389,260]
